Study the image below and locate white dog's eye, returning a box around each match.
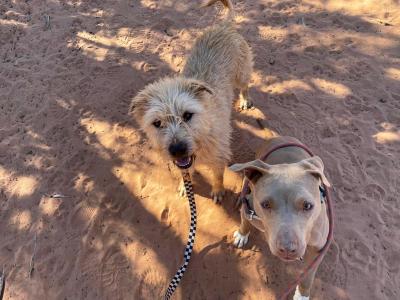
[303,201,314,211]
[183,112,193,122]
[153,120,161,128]
[261,200,271,209]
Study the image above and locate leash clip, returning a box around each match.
[241,194,262,221]
[247,209,257,221]
[319,186,326,204]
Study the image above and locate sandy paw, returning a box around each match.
[211,189,225,203]
[239,97,254,110]
[233,230,249,248]
[293,286,310,300]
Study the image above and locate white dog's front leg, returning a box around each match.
[233,230,249,248]
[293,286,310,300]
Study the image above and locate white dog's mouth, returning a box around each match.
[275,251,304,262]
[174,156,194,169]
[278,256,299,262]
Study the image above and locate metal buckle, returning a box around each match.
[319,186,326,204]
[241,193,261,221]
[247,209,256,220]
[246,208,261,221]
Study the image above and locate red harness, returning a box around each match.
[238,142,334,299]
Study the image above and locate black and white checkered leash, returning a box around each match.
[164,170,197,300]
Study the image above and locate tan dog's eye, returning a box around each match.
[303,201,314,211]
[183,112,193,122]
[261,200,271,209]
[153,120,161,128]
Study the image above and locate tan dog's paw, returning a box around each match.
[233,230,249,248]
[293,286,310,300]
[239,98,253,110]
[211,189,225,203]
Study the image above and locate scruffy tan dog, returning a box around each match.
[130,0,253,202]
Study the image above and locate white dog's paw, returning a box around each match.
[293,286,310,300]
[233,230,249,248]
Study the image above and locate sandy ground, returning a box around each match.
[0,0,399,299]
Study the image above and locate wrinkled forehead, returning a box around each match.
[255,165,319,199]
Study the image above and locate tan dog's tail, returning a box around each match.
[203,0,235,20]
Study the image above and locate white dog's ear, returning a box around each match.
[187,80,214,96]
[299,156,331,187]
[229,159,272,184]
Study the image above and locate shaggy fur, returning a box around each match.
[130,0,253,202]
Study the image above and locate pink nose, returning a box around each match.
[276,238,299,258]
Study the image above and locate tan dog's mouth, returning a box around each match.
[174,155,194,169]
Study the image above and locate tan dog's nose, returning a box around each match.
[168,141,188,158]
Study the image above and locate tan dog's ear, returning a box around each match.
[229,159,271,184]
[299,156,331,187]
[186,80,214,96]
[129,91,150,122]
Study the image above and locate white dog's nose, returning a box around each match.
[277,241,297,255]
[276,233,299,260]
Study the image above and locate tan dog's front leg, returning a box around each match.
[233,208,251,248]
[210,164,225,203]
[293,246,325,300]
[178,179,186,197]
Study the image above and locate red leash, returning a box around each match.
[239,142,334,299]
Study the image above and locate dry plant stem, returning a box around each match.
[28,234,38,278]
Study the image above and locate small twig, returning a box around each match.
[296,16,306,26]
[43,15,51,30]
[0,266,5,300]
[44,193,71,198]
[366,16,395,26]
[247,247,261,253]
[28,234,37,278]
